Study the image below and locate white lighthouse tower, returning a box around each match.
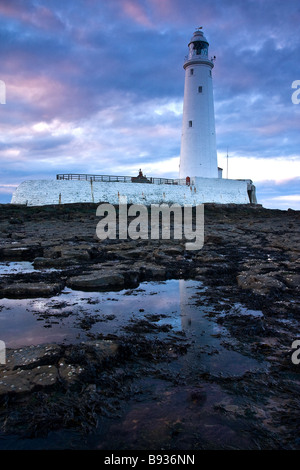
[179,28,218,179]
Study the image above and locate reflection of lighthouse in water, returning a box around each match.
[179,279,229,376]
[179,279,218,347]
[179,280,263,376]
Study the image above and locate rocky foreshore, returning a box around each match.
[0,202,299,449]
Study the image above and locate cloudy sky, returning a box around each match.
[0,0,300,209]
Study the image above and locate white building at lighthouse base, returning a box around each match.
[11,176,256,206]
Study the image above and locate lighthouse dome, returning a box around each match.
[188,29,209,47]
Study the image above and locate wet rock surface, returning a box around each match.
[0,282,63,298]
[0,202,299,449]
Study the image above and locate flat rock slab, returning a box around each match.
[0,341,119,397]
[0,245,42,260]
[67,272,125,290]
[6,344,62,369]
[0,344,62,395]
[0,282,63,298]
[0,364,58,394]
[66,261,167,291]
[132,262,166,280]
[236,273,286,295]
[33,257,78,268]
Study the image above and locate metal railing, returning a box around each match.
[56,174,189,186]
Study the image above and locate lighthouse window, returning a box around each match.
[190,69,194,76]
[189,121,193,127]
[198,86,203,93]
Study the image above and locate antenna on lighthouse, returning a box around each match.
[226,147,229,179]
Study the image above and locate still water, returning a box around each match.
[0,275,268,449]
[0,278,264,376]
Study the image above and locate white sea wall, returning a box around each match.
[11,178,250,206]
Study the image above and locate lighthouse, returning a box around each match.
[11,26,257,207]
[179,28,218,179]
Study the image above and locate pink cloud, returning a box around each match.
[149,0,175,21]
[0,184,18,194]
[0,1,64,32]
[8,74,64,104]
[122,0,153,28]
[0,1,24,18]
[1,72,79,124]
[254,121,295,136]
[28,5,64,32]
